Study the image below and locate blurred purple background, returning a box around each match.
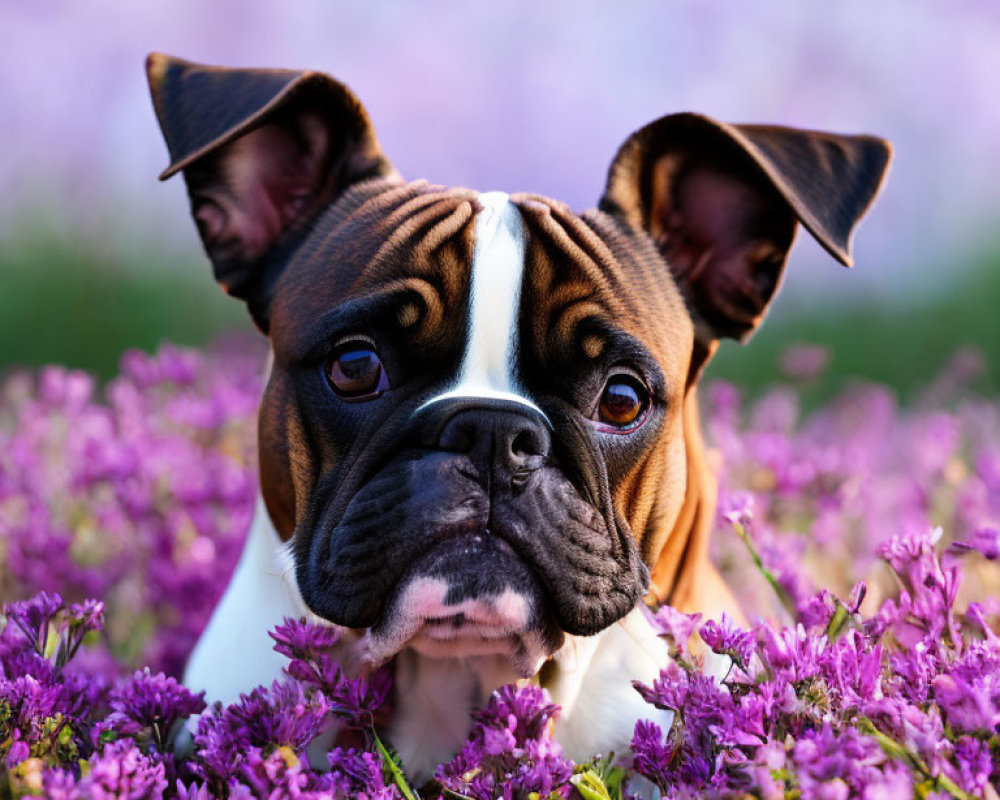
[3,1,999,303]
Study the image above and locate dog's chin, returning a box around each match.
[358,534,564,677]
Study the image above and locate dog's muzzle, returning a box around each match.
[303,396,647,670]
[360,399,560,672]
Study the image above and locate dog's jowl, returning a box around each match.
[147,53,891,777]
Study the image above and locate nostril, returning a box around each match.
[511,429,543,458]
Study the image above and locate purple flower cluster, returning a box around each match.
[3,540,1000,797]
[632,524,1000,797]
[0,341,262,677]
[435,683,574,799]
[705,349,1000,621]
[2,342,1000,797]
[1,592,404,798]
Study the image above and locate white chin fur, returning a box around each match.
[361,576,550,677]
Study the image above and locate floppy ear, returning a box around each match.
[146,52,397,329]
[599,113,891,347]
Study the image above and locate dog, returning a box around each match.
[146,52,890,779]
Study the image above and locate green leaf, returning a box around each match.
[825,601,851,641]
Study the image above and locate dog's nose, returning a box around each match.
[424,399,550,482]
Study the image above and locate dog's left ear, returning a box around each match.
[147,53,397,329]
[600,113,891,348]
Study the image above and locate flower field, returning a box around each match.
[1,342,998,798]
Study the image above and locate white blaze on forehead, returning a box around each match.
[420,191,546,420]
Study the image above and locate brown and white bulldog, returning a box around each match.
[146,53,891,778]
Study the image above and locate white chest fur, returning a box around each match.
[183,496,317,705]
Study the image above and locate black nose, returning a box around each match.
[422,398,550,485]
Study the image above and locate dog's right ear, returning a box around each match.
[146,53,397,330]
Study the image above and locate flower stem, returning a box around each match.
[857,718,973,800]
[372,729,420,800]
[732,521,798,619]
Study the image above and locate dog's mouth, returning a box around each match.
[359,533,564,676]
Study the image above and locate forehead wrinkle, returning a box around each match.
[270,180,428,321]
[406,199,476,303]
[516,199,632,367]
[270,182,477,348]
[539,199,637,303]
[353,191,476,290]
[515,196,629,314]
[579,209,694,380]
[301,179,431,265]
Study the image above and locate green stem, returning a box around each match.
[857,718,972,800]
[372,729,420,800]
[732,521,798,619]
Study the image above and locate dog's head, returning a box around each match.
[148,54,890,674]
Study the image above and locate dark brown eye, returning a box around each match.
[596,375,650,431]
[325,343,388,400]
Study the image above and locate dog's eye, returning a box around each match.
[595,375,650,432]
[325,343,388,400]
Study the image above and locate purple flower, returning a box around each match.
[5,732,30,768]
[106,669,206,746]
[270,617,342,663]
[629,719,677,791]
[877,529,961,647]
[42,739,169,800]
[192,681,330,785]
[325,667,392,730]
[931,641,1000,734]
[1,341,262,678]
[66,599,105,634]
[472,683,562,743]
[778,343,829,381]
[951,736,994,795]
[699,614,755,668]
[791,725,911,799]
[231,746,354,799]
[649,605,702,657]
[720,491,756,528]
[4,591,65,655]
[436,684,572,800]
[797,590,837,630]
[270,617,390,729]
[173,780,214,800]
[326,748,398,799]
[947,526,1000,560]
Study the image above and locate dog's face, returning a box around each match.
[148,54,890,675]
[259,186,693,672]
